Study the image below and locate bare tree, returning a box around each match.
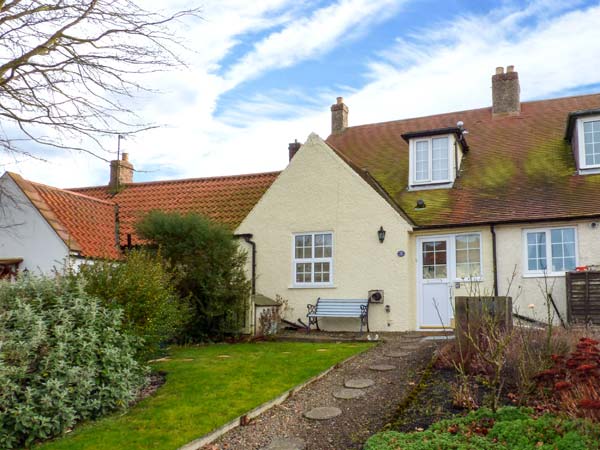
[0,0,199,162]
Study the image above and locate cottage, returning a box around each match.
[237,66,600,331]
[2,66,600,332]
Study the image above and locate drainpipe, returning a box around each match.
[234,233,256,295]
[491,224,499,296]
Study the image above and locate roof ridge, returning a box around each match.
[68,170,282,191]
[28,179,116,206]
[339,91,600,132]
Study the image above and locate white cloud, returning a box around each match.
[223,0,402,87]
[4,1,600,189]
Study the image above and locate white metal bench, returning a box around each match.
[306,298,370,332]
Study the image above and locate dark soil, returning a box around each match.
[389,367,469,432]
[134,370,166,404]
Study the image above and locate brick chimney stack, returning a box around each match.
[492,65,520,116]
[288,139,301,161]
[331,97,348,134]
[109,152,133,191]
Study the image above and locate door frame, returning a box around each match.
[417,235,453,329]
[416,232,483,330]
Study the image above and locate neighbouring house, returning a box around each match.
[2,66,600,332]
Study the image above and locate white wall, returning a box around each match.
[0,174,70,274]
[237,133,415,332]
[496,220,600,324]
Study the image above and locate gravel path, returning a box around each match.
[203,335,437,450]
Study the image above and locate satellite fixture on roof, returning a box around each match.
[457,120,464,129]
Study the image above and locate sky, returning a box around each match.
[4,0,600,187]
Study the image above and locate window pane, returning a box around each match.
[415,141,429,181]
[456,249,468,263]
[455,234,481,278]
[295,263,312,283]
[314,262,330,283]
[295,235,312,259]
[550,228,576,273]
[527,231,546,271]
[584,122,600,167]
[422,240,447,279]
[314,233,332,258]
[432,137,449,181]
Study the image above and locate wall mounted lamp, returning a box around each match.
[377,226,386,243]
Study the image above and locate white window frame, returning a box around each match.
[291,231,334,288]
[454,232,483,281]
[409,134,454,186]
[522,226,578,277]
[577,115,600,171]
[417,232,484,282]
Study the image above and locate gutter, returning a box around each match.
[414,214,600,231]
[234,233,256,295]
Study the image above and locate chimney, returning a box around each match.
[109,152,133,191]
[288,139,301,161]
[492,65,520,116]
[330,96,348,134]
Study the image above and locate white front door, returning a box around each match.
[419,237,452,328]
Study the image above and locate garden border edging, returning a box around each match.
[178,346,374,450]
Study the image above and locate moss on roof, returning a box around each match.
[327,93,600,227]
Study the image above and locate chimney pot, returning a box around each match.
[122,152,129,162]
[330,97,349,134]
[288,139,301,161]
[492,65,520,116]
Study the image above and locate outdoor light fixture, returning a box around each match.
[415,199,426,209]
[377,226,386,243]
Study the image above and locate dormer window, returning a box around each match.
[413,136,451,184]
[403,126,469,190]
[581,117,600,168]
[565,110,600,174]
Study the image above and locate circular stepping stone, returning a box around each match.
[217,355,231,358]
[344,378,375,389]
[386,351,410,358]
[260,437,306,450]
[369,364,396,372]
[303,406,342,420]
[333,388,366,399]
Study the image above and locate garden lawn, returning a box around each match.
[36,341,372,450]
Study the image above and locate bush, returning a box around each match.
[365,407,600,450]
[0,277,146,448]
[136,211,250,342]
[79,249,188,358]
[534,337,600,421]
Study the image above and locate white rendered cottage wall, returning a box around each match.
[0,174,70,274]
[236,133,415,332]
[495,220,600,324]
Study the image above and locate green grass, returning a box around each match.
[36,341,372,450]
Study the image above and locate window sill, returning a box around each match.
[408,181,454,191]
[288,284,337,289]
[522,273,567,279]
[578,166,600,175]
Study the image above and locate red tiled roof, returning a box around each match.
[70,172,279,246]
[7,172,120,259]
[326,93,600,227]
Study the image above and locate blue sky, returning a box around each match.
[6,0,600,186]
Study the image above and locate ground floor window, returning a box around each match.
[524,227,577,275]
[292,232,333,286]
[420,233,482,281]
